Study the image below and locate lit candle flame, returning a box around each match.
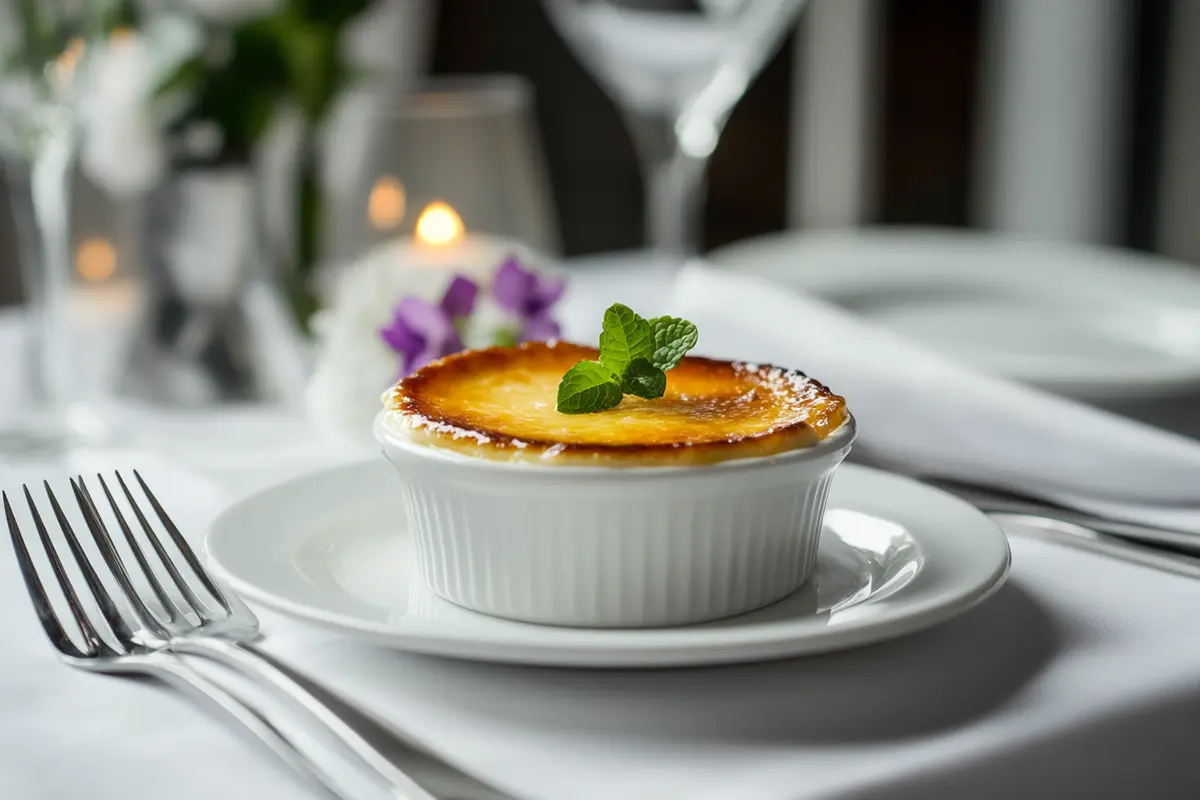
[76,238,117,283]
[368,175,406,230]
[414,201,465,247]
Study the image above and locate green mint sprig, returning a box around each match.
[556,303,698,414]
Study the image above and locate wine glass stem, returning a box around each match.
[626,109,708,258]
[26,118,77,420]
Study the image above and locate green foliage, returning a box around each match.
[149,0,380,331]
[154,0,375,165]
[5,0,379,331]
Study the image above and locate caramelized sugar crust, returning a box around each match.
[382,341,848,466]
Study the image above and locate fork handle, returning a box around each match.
[139,655,394,800]
[167,638,450,800]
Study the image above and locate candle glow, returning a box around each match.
[76,238,117,283]
[414,201,465,247]
[368,175,406,230]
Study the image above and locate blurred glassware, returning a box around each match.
[116,163,309,409]
[0,2,118,454]
[327,74,560,267]
[2,149,148,446]
[543,0,807,258]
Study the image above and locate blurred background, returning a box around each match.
[5,0,1186,295]
[2,0,1199,452]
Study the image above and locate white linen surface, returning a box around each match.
[4,254,1200,799]
[669,263,1200,532]
[1,411,1200,799]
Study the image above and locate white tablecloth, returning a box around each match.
[3,263,1200,798]
[2,407,1200,800]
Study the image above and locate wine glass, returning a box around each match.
[0,1,115,454]
[543,0,807,258]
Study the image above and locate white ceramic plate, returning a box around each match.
[709,228,1200,399]
[204,461,1009,668]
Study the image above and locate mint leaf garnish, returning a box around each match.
[621,358,667,400]
[647,316,699,372]
[556,303,698,414]
[556,361,623,414]
[598,303,653,378]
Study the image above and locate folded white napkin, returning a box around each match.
[669,264,1200,532]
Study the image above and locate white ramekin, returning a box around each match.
[373,414,856,628]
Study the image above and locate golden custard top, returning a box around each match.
[381,341,848,466]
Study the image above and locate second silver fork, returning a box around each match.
[71,472,461,800]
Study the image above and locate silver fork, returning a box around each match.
[59,470,459,800]
[73,472,507,800]
[847,445,1200,556]
[3,483,387,800]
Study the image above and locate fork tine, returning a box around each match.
[72,477,170,639]
[95,474,181,624]
[23,486,110,655]
[44,481,134,649]
[6,491,89,658]
[130,470,233,613]
[12,487,106,657]
[115,472,218,620]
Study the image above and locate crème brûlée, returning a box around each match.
[381,341,849,466]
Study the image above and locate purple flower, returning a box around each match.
[380,275,478,376]
[491,256,565,341]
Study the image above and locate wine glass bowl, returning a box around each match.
[543,0,807,256]
[0,1,115,454]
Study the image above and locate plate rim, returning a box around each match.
[204,461,1011,668]
[708,228,1200,398]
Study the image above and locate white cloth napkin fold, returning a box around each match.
[669,264,1200,531]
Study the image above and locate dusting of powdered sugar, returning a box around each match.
[732,361,832,417]
[395,413,492,444]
